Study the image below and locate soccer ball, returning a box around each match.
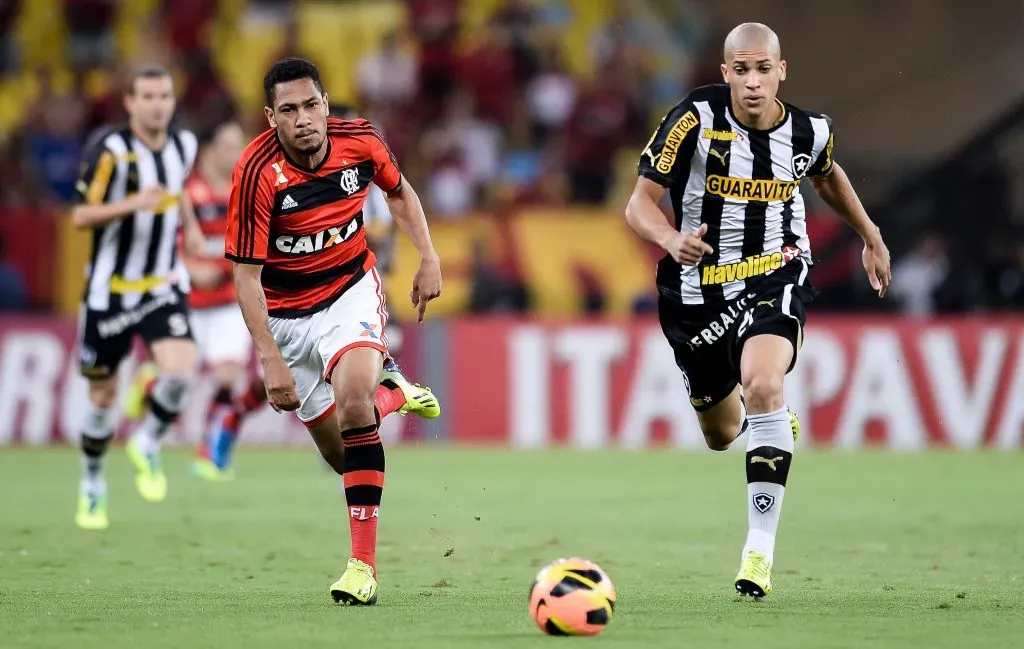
[528,557,616,636]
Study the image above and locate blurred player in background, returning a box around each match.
[180,119,267,481]
[626,23,891,596]
[71,66,205,529]
[227,58,441,604]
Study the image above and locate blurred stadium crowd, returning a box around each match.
[0,0,1020,318]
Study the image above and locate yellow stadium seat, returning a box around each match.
[214,22,285,114]
[456,0,612,77]
[295,0,406,105]
[13,0,67,68]
[113,0,159,59]
[561,0,613,77]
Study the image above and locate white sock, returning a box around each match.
[742,406,794,566]
[133,374,192,455]
[80,403,113,494]
[133,413,163,456]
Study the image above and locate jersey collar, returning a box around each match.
[277,133,332,174]
[727,98,789,134]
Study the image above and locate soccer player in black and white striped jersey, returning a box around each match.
[626,23,892,597]
[71,66,207,529]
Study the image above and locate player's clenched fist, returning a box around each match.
[262,356,300,412]
[664,223,715,266]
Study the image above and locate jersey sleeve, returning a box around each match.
[637,100,701,187]
[178,130,200,176]
[224,156,273,265]
[807,116,835,178]
[366,128,402,193]
[73,140,118,205]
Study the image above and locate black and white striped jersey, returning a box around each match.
[638,84,834,307]
[74,125,199,312]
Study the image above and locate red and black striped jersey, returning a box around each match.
[184,174,234,309]
[224,118,401,317]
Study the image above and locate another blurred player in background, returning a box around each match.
[227,58,441,604]
[626,23,891,597]
[181,119,267,481]
[71,66,205,529]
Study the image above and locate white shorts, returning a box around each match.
[191,304,253,365]
[268,269,389,424]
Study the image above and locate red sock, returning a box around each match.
[374,384,405,419]
[342,424,385,574]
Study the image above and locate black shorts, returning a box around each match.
[77,290,194,379]
[658,259,816,411]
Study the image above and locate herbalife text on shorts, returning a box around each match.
[97,292,180,339]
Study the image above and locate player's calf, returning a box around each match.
[194,364,262,479]
[735,334,796,594]
[75,377,118,530]
[329,348,387,580]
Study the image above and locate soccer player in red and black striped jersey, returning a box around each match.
[182,119,269,481]
[225,58,442,605]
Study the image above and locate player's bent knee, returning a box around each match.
[151,373,195,414]
[335,391,376,424]
[742,372,785,413]
[703,426,740,451]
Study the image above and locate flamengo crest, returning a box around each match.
[340,168,360,195]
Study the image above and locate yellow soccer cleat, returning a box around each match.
[735,550,773,598]
[123,362,157,422]
[75,492,109,530]
[126,436,168,503]
[381,361,440,419]
[330,558,378,605]
[191,457,235,482]
[787,407,800,442]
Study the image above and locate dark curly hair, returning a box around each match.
[263,57,324,107]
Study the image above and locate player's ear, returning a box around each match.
[264,106,276,129]
[720,63,729,83]
[779,59,787,82]
[322,93,330,115]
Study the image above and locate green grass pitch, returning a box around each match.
[1,447,1022,648]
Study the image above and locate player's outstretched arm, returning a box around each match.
[810,162,892,297]
[178,191,207,258]
[383,176,441,322]
[626,177,713,266]
[232,263,298,411]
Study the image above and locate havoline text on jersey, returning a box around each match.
[74,126,199,312]
[638,84,834,307]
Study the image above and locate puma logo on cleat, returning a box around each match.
[750,455,785,470]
